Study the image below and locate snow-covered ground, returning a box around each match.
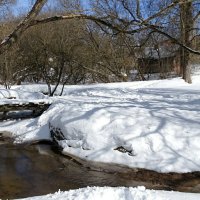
[17,186,200,200]
[1,76,199,173]
[0,76,200,199]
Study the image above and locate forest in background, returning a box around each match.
[0,0,200,95]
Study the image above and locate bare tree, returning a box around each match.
[90,0,200,83]
[0,0,47,54]
[0,0,200,84]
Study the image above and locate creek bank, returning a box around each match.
[53,143,200,193]
[50,125,200,193]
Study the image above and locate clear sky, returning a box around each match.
[11,0,90,16]
[11,0,31,16]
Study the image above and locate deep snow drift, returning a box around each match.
[0,76,200,173]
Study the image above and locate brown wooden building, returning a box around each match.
[138,44,181,75]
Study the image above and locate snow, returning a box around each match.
[17,186,200,200]
[0,87,50,105]
[1,76,200,200]
[0,88,47,100]
[0,76,200,173]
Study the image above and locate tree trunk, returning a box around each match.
[180,0,193,83]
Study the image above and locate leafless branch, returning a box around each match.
[0,0,47,54]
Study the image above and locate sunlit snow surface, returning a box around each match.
[17,186,200,200]
[0,76,200,173]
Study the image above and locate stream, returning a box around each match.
[0,140,200,199]
[0,142,144,199]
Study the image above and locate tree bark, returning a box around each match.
[180,0,193,83]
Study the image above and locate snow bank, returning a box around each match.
[0,88,47,101]
[49,76,200,173]
[12,84,49,94]
[1,76,200,173]
[17,186,200,200]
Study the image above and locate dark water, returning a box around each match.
[0,143,143,199]
[0,142,200,200]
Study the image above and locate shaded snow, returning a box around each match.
[17,186,200,200]
[0,76,200,173]
[50,76,200,173]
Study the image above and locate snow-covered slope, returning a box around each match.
[50,76,200,173]
[0,76,200,173]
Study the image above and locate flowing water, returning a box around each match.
[0,141,200,199]
[0,142,144,199]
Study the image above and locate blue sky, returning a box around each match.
[11,0,31,15]
[12,0,90,16]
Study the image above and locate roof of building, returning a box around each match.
[142,45,179,59]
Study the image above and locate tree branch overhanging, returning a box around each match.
[0,0,47,54]
[0,0,200,57]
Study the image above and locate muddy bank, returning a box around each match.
[55,146,200,193]
[120,168,200,192]
[49,123,200,192]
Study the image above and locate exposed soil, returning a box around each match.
[119,168,200,192]
[53,144,200,193]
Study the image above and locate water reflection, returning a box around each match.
[0,142,200,199]
[0,143,141,199]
